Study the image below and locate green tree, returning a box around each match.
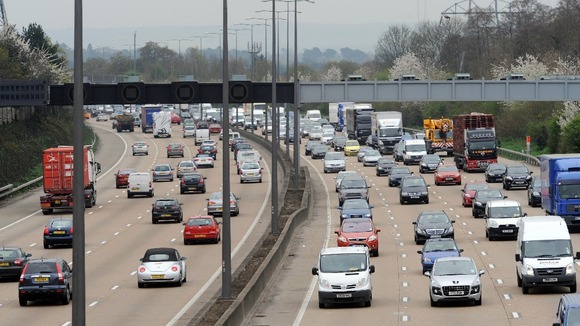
[21,23,66,67]
[561,115,580,152]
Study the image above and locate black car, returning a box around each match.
[472,189,506,218]
[198,144,217,159]
[0,247,32,280]
[376,158,397,176]
[399,175,430,204]
[527,176,542,207]
[337,176,371,206]
[503,164,533,190]
[484,163,507,183]
[234,143,252,159]
[43,218,73,249]
[151,198,184,224]
[332,136,347,151]
[388,166,413,187]
[180,173,207,194]
[393,143,404,162]
[305,141,323,156]
[18,258,73,306]
[311,145,328,159]
[419,154,442,173]
[230,137,246,151]
[412,210,455,244]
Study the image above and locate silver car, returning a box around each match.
[137,247,187,288]
[183,125,196,138]
[132,141,149,156]
[152,164,174,182]
[323,152,346,173]
[176,160,197,178]
[239,162,262,183]
[207,192,240,216]
[334,171,360,192]
[425,256,484,307]
[362,149,382,166]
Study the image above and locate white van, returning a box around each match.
[127,172,154,198]
[311,246,375,308]
[306,109,322,122]
[515,216,580,294]
[402,139,427,165]
[195,128,210,146]
[484,199,525,240]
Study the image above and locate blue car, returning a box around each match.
[416,238,462,273]
[43,218,73,249]
[338,199,374,225]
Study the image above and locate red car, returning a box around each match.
[171,112,182,125]
[461,181,489,207]
[114,168,137,189]
[209,123,222,134]
[183,215,221,244]
[434,164,462,186]
[335,218,381,257]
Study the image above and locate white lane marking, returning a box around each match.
[170,238,176,242]
[473,240,479,244]
[126,224,131,227]
[467,231,473,235]
[402,315,409,322]
[89,301,98,307]
[497,279,504,284]
[401,254,407,258]
[489,264,495,269]
[503,294,511,300]
[168,151,273,326]
[481,251,487,256]
[107,200,112,203]
[402,282,409,287]
[130,271,137,276]
[101,241,107,245]
[86,251,92,254]
[402,267,407,271]
[111,285,119,290]
[402,296,409,302]
[394,224,398,228]
[29,243,36,247]
[511,312,520,318]
[114,232,119,236]
[61,322,72,326]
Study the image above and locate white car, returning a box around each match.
[425,257,484,307]
[239,161,262,183]
[176,160,197,178]
[137,247,187,288]
[132,142,149,156]
[309,126,323,140]
[183,125,196,138]
[193,153,215,168]
[362,149,382,166]
[321,130,335,145]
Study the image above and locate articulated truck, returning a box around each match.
[371,111,403,154]
[40,146,102,215]
[540,154,580,231]
[345,104,374,144]
[453,113,497,172]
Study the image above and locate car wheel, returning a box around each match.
[424,198,429,204]
[42,209,52,215]
[116,184,120,189]
[61,287,71,305]
[364,299,371,307]
[373,249,379,257]
[43,241,49,249]
[184,239,189,245]
[175,276,183,287]
[19,297,27,306]
[522,283,530,294]
[138,282,145,288]
[430,296,437,307]
[127,192,132,198]
[517,270,522,287]
[152,218,157,224]
[240,179,244,184]
[474,296,482,306]
[571,282,577,293]
[180,190,185,195]
[318,302,325,309]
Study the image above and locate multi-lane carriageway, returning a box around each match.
[0,119,574,326]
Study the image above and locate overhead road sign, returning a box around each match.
[0,80,48,106]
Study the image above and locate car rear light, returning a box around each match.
[171,265,179,272]
[230,200,235,205]
[181,179,185,185]
[149,181,152,188]
[14,259,22,266]
[43,227,49,235]
[55,263,64,283]
[208,201,216,205]
[199,178,204,184]
[19,264,28,283]
[70,227,74,234]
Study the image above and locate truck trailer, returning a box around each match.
[453,113,497,172]
[141,105,163,133]
[345,104,374,144]
[540,154,580,231]
[116,114,135,132]
[371,111,403,154]
[153,111,172,138]
[40,146,101,215]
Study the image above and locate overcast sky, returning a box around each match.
[6,0,560,53]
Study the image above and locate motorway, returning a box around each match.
[0,120,279,325]
[248,139,575,326]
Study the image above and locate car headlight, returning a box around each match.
[489,220,499,228]
[319,278,331,289]
[475,201,482,206]
[341,214,348,219]
[447,226,454,233]
[337,236,347,243]
[470,284,481,294]
[533,191,540,196]
[423,257,432,263]
[402,192,409,196]
[506,176,514,180]
[525,264,535,276]
[421,163,427,167]
[364,213,372,218]
[357,276,369,287]
[526,175,532,180]
[421,191,429,195]
[416,229,426,235]
[368,235,378,242]
[566,262,576,275]
[432,286,442,295]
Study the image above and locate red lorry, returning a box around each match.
[40,146,101,215]
[452,113,498,172]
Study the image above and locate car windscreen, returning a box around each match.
[342,200,369,209]
[325,153,344,160]
[418,213,449,224]
[433,260,476,276]
[341,179,366,189]
[437,166,457,172]
[50,220,72,228]
[489,206,522,218]
[155,200,177,207]
[508,166,529,174]
[188,218,213,226]
[424,241,457,252]
[522,240,573,258]
[320,253,367,273]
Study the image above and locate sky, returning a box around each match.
[5,0,561,55]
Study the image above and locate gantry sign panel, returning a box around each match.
[0,80,48,106]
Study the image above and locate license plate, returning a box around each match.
[53,230,66,234]
[151,274,165,279]
[446,178,454,181]
[410,196,419,199]
[502,229,514,233]
[162,214,171,217]
[217,207,222,211]
[543,278,558,282]
[34,277,49,282]
[0,262,8,267]
[430,235,441,238]
[132,187,139,191]
[54,200,61,204]
[448,291,464,295]
[336,293,352,298]
[194,234,206,238]
[247,173,255,176]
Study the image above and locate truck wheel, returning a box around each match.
[516,270,522,287]
[42,209,53,215]
[571,282,577,293]
[522,284,529,294]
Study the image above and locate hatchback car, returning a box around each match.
[323,152,346,173]
[180,172,206,194]
[388,166,413,187]
[132,141,149,156]
[167,143,185,158]
[170,112,182,125]
[96,113,108,121]
[240,161,262,183]
[484,163,507,183]
[207,192,240,216]
[137,247,187,288]
[357,147,372,162]
[182,125,196,138]
[151,198,183,224]
[419,154,442,173]
[338,176,371,206]
[434,164,462,186]
[393,143,405,162]
[152,164,174,182]
[503,164,533,190]
[305,141,323,156]
[335,218,381,257]
[472,189,506,218]
[375,158,397,176]
[114,168,137,189]
[425,257,484,307]
[183,216,221,244]
[344,140,361,156]
[417,238,462,273]
[338,199,374,224]
[193,153,215,168]
[209,123,222,134]
[198,144,218,160]
[18,258,73,306]
[461,182,489,207]
[527,176,542,207]
[0,247,32,280]
[412,210,455,244]
[332,135,347,151]
[43,218,73,249]
[311,145,328,159]
[362,149,382,166]
[334,171,360,192]
[176,160,197,178]
[399,175,430,204]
